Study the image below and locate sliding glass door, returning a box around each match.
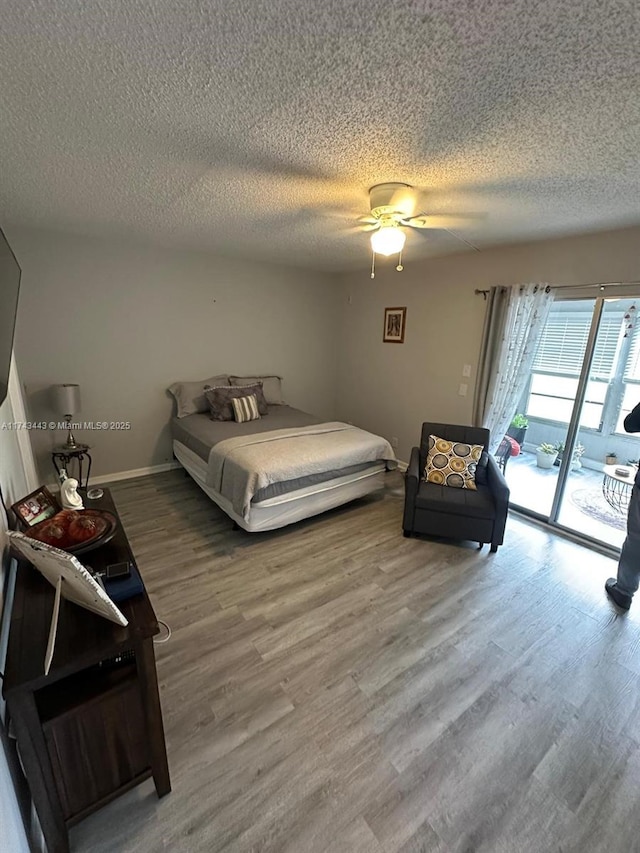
[504,293,640,551]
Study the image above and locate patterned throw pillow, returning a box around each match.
[231,394,260,423]
[424,434,484,490]
[229,375,284,405]
[204,382,268,421]
[232,382,268,415]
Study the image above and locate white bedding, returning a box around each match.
[173,440,389,532]
[207,422,397,520]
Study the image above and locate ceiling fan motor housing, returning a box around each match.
[369,182,416,220]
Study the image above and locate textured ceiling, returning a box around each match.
[1,0,639,271]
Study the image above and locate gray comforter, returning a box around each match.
[206,422,396,520]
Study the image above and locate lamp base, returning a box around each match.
[64,418,77,449]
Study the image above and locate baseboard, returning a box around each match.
[89,461,182,485]
[396,460,408,473]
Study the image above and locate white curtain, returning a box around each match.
[474,283,554,453]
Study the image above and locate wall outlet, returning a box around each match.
[458,383,468,396]
[462,364,472,377]
[391,436,399,449]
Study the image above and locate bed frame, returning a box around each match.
[173,440,388,532]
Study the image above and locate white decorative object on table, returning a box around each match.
[59,470,84,510]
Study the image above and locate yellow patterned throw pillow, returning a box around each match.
[424,434,484,490]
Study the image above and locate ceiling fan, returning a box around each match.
[360,182,479,277]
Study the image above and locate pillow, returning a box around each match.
[231,394,261,423]
[423,434,484,490]
[204,383,268,421]
[229,375,284,405]
[230,383,268,415]
[168,374,229,418]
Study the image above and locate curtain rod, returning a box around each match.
[552,280,640,290]
[474,284,551,301]
[475,281,640,300]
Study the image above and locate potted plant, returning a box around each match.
[554,441,586,469]
[605,452,617,465]
[507,413,529,446]
[536,442,558,469]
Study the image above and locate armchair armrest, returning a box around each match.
[486,455,510,548]
[407,445,421,485]
[486,454,510,509]
[403,446,421,533]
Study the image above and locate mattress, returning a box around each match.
[171,405,320,463]
[173,440,388,532]
[171,406,381,501]
[171,404,394,532]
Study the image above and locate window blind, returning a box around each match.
[624,320,640,382]
[532,310,624,380]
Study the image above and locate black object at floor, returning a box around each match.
[605,578,632,611]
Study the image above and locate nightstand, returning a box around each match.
[51,444,92,488]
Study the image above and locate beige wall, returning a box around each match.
[7,228,341,481]
[336,225,640,463]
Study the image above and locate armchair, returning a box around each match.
[402,422,510,552]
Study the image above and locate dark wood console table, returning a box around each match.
[2,488,170,853]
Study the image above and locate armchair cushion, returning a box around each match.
[424,434,484,490]
[415,481,496,520]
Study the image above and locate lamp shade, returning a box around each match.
[370,225,406,257]
[52,383,81,416]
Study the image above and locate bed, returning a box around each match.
[168,375,396,532]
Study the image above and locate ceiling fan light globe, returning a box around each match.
[370,226,406,256]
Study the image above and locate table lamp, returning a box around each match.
[52,383,81,449]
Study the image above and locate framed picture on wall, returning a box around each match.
[383,307,407,343]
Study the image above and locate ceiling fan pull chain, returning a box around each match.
[370,252,376,279]
[396,250,403,272]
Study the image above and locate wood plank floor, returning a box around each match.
[69,469,640,853]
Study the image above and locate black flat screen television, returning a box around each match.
[0,227,21,408]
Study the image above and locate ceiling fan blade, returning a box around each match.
[354,215,380,232]
[402,213,483,229]
[409,226,480,251]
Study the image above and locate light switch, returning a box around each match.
[458,383,468,396]
[462,364,472,378]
